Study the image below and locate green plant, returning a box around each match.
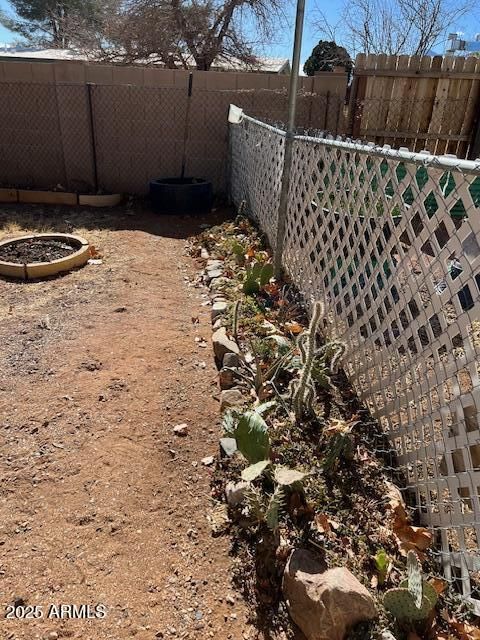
[225,336,294,401]
[322,418,357,471]
[291,300,325,423]
[311,340,347,388]
[243,261,274,295]
[233,402,275,463]
[383,551,438,623]
[231,240,246,265]
[242,463,310,531]
[374,549,390,585]
[232,299,241,342]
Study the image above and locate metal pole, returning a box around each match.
[274,0,306,278]
[181,72,194,180]
[87,83,99,193]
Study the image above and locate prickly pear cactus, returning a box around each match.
[384,580,438,622]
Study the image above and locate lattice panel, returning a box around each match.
[230,110,480,605]
[230,118,285,250]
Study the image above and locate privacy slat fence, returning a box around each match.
[350,54,480,158]
[0,60,347,194]
[1,55,480,196]
[230,107,480,607]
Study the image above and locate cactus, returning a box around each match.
[407,547,423,608]
[232,299,241,342]
[234,408,270,463]
[291,300,325,423]
[242,464,308,531]
[312,340,347,388]
[243,261,274,295]
[383,551,438,622]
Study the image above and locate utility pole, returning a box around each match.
[273,0,306,278]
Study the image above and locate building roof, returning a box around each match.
[0,46,291,73]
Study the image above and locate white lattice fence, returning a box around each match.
[229,107,480,606]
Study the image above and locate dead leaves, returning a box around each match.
[284,321,303,335]
[324,417,360,437]
[429,577,447,596]
[385,482,432,557]
[434,614,480,640]
[314,512,340,535]
[448,621,480,640]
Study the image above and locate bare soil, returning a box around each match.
[0,204,258,640]
[0,238,78,264]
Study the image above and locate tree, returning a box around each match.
[314,0,473,56]
[0,0,101,48]
[73,0,284,70]
[303,40,353,76]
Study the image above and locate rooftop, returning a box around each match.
[0,46,291,73]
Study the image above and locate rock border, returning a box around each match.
[0,233,90,280]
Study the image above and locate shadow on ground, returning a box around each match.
[0,199,233,241]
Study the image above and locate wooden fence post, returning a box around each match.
[469,108,480,160]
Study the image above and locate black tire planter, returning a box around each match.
[149,177,213,214]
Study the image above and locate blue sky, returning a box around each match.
[1,0,480,65]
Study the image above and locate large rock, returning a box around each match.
[212,327,240,364]
[282,549,376,640]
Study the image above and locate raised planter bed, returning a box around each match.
[18,190,78,206]
[78,194,122,207]
[0,233,90,280]
[0,188,18,203]
[0,189,122,208]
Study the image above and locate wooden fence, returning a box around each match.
[349,54,480,158]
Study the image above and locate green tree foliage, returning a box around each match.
[303,40,353,77]
[0,0,101,47]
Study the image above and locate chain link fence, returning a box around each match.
[230,107,480,608]
[0,80,346,195]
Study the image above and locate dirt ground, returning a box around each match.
[0,204,258,640]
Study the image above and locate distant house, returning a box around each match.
[446,33,480,55]
[0,46,291,74]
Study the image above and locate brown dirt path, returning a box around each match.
[0,206,256,640]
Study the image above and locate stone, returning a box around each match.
[201,456,214,466]
[219,368,235,390]
[282,549,376,640]
[206,268,223,281]
[200,248,209,259]
[173,423,188,436]
[212,318,224,331]
[220,389,245,412]
[223,352,242,368]
[206,259,223,269]
[212,328,240,363]
[211,301,228,322]
[225,481,247,507]
[220,437,238,457]
[209,276,230,290]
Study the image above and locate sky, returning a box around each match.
[1,0,480,66]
